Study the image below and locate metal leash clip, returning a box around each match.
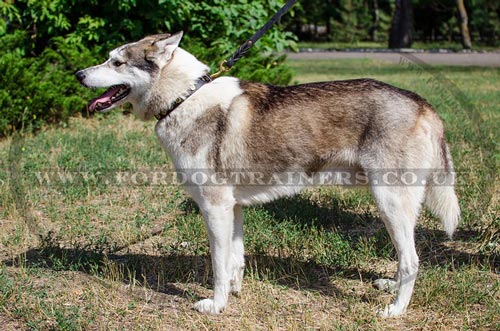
[210,60,232,79]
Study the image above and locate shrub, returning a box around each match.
[0,32,98,135]
[0,0,297,136]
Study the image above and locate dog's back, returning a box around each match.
[220,78,445,172]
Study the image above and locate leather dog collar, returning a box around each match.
[154,74,213,121]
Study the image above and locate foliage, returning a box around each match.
[0,31,98,136]
[330,0,382,43]
[468,0,500,45]
[284,0,499,46]
[0,0,296,136]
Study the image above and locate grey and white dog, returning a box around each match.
[76,32,460,317]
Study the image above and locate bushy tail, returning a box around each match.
[425,141,460,239]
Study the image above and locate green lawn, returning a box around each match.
[0,59,498,330]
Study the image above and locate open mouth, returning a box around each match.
[88,84,130,112]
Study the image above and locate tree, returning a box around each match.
[371,0,380,42]
[388,0,413,48]
[456,0,472,49]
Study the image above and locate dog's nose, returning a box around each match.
[75,70,86,83]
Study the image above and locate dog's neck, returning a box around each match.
[136,47,210,120]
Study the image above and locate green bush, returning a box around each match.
[0,0,296,136]
[0,32,98,135]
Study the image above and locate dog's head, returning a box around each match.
[75,31,184,113]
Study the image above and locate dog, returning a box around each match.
[76,32,460,317]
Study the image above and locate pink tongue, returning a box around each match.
[88,86,121,112]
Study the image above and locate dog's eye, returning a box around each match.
[113,60,125,67]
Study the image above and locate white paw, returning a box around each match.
[230,266,244,296]
[377,304,405,318]
[373,278,398,294]
[230,279,242,297]
[194,299,223,314]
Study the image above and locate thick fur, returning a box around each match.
[77,33,460,317]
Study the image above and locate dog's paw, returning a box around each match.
[377,304,405,318]
[373,278,398,294]
[229,267,244,297]
[230,264,245,297]
[230,281,242,297]
[194,299,223,314]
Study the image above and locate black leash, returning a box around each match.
[156,0,298,121]
[211,0,299,78]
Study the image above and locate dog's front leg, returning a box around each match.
[194,204,234,314]
[229,205,245,296]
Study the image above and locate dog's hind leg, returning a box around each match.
[194,203,235,314]
[370,184,426,317]
[229,205,245,296]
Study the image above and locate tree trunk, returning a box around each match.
[325,0,332,39]
[388,0,414,48]
[456,0,472,49]
[371,0,380,42]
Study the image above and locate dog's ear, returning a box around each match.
[145,31,184,66]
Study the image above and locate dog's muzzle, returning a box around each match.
[75,70,86,85]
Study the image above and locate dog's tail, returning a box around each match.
[424,138,460,239]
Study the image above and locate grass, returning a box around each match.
[0,58,499,330]
[297,41,500,52]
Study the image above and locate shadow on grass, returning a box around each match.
[262,195,379,235]
[3,246,378,301]
[3,195,495,301]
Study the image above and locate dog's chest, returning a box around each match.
[155,120,213,168]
